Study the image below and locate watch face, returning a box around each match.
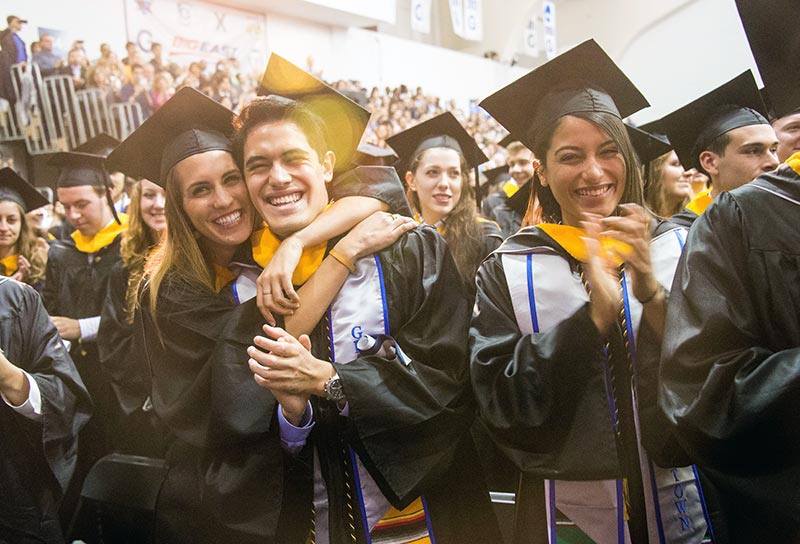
[327,376,345,402]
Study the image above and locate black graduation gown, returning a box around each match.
[43,234,124,529]
[480,218,504,257]
[0,278,91,544]
[481,190,522,237]
[659,166,800,542]
[42,236,122,461]
[668,208,699,229]
[306,226,500,544]
[97,260,166,456]
[470,227,619,476]
[138,264,308,544]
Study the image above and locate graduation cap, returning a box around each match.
[483,164,511,186]
[353,143,398,167]
[74,133,121,157]
[0,168,49,212]
[257,53,370,172]
[385,112,488,172]
[625,124,672,165]
[49,151,122,223]
[476,164,511,201]
[637,119,668,139]
[658,71,769,171]
[49,152,110,189]
[106,87,234,187]
[498,133,518,148]
[480,39,649,151]
[736,0,800,119]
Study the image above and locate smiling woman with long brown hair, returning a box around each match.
[471,40,712,544]
[387,112,502,292]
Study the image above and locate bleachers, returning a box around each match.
[1,62,143,154]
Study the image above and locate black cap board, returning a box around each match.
[476,164,511,201]
[49,151,122,223]
[658,71,769,171]
[74,133,121,157]
[625,124,672,165]
[480,39,649,151]
[49,152,110,189]
[483,164,511,185]
[353,143,398,167]
[106,87,234,187]
[498,133,518,148]
[0,168,49,212]
[258,53,370,172]
[385,112,488,172]
[736,0,800,119]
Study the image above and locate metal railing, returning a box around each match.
[77,88,114,140]
[2,63,146,153]
[109,102,143,141]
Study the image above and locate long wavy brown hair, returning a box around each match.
[120,181,161,323]
[0,199,48,285]
[406,149,485,285]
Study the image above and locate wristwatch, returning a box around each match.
[324,372,347,408]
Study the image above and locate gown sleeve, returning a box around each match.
[15,282,92,493]
[480,219,504,258]
[332,227,476,505]
[41,242,63,315]
[98,261,148,415]
[330,165,412,217]
[138,280,275,448]
[659,192,800,519]
[469,253,619,477]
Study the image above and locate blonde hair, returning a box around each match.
[120,180,161,323]
[0,199,48,285]
[645,151,691,218]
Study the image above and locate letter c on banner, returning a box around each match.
[137,30,153,51]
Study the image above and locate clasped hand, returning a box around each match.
[248,324,333,425]
[581,204,659,334]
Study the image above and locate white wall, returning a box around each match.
[619,0,759,123]
[7,0,762,122]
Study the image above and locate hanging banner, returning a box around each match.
[124,0,267,73]
[411,0,432,34]
[463,0,483,41]
[449,0,465,37]
[522,11,538,57]
[543,0,557,59]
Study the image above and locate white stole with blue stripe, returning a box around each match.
[313,255,395,542]
[502,227,709,544]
